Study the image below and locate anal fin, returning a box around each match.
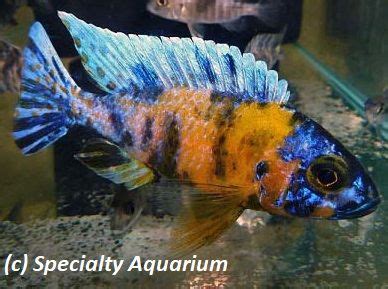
[75,138,155,190]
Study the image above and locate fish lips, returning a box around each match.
[329,197,381,220]
[329,174,382,220]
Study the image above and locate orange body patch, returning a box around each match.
[80,88,299,208]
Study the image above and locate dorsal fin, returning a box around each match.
[58,11,290,104]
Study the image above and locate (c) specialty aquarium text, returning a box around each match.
[4,254,228,276]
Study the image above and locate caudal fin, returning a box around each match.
[13,22,77,155]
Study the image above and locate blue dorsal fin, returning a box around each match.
[58,11,290,104]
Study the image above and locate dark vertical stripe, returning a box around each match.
[142,117,154,148]
[109,110,125,139]
[122,131,134,147]
[155,114,180,177]
[103,97,126,141]
[213,134,227,178]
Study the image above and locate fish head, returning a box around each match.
[364,98,386,125]
[147,0,187,21]
[256,118,381,220]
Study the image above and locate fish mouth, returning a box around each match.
[329,197,381,220]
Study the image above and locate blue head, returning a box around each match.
[276,118,381,219]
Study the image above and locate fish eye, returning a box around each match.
[316,168,338,187]
[156,0,168,6]
[307,155,349,193]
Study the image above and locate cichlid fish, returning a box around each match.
[0,39,22,93]
[244,28,285,69]
[13,12,380,254]
[146,0,282,37]
[364,88,387,128]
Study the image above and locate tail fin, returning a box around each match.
[13,22,77,155]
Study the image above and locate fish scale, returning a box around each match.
[12,12,381,255]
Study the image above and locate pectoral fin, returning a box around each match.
[75,138,155,191]
[170,185,245,256]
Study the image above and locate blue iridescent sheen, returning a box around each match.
[278,119,380,219]
[13,13,380,220]
[13,23,75,155]
[57,11,290,105]
[194,46,216,85]
[279,119,338,168]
